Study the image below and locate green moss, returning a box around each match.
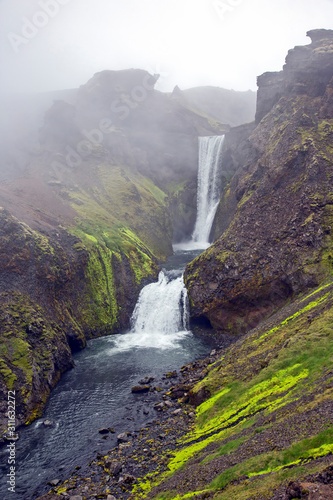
[71,223,157,332]
[79,243,118,331]
[201,435,248,465]
[196,387,231,417]
[254,292,330,345]
[0,292,74,435]
[0,360,17,389]
[210,429,333,489]
[66,163,171,260]
[142,284,333,499]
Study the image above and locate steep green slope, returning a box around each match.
[0,161,169,434]
[133,283,333,499]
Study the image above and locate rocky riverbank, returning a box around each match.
[35,348,225,500]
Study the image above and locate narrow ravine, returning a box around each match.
[0,134,226,500]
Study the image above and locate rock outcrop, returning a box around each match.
[185,29,333,334]
[256,29,333,123]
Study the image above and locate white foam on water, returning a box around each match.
[113,271,191,351]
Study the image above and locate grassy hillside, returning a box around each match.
[132,282,333,499]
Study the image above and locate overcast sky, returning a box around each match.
[0,0,332,95]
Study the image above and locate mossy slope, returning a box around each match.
[135,283,333,499]
[0,161,168,432]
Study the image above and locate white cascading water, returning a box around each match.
[191,135,225,246]
[114,271,190,350]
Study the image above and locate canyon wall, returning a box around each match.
[185,29,333,334]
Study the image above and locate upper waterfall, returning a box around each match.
[191,135,225,246]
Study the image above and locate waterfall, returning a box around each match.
[114,270,190,350]
[191,135,225,246]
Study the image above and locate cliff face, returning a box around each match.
[185,29,333,334]
[256,29,333,123]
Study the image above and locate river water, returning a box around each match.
[0,248,214,500]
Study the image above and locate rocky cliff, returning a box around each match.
[185,29,333,335]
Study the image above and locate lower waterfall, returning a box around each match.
[3,248,210,499]
[114,269,190,351]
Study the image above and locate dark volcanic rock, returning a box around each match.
[256,29,333,123]
[185,31,333,334]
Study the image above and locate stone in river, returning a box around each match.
[131,385,150,393]
[98,427,110,434]
[47,479,61,486]
[139,376,155,384]
[43,419,54,427]
[117,431,130,442]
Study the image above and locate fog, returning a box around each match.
[1,0,333,96]
[0,0,332,184]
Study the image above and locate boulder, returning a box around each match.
[105,460,122,475]
[131,385,150,393]
[139,376,155,384]
[118,474,136,486]
[117,432,130,442]
[43,420,55,427]
[98,428,110,434]
[47,479,61,486]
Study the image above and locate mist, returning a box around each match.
[1,0,333,97]
[0,0,332,184]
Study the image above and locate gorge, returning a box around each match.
[0,131,228,496]
[0,28,333,500]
